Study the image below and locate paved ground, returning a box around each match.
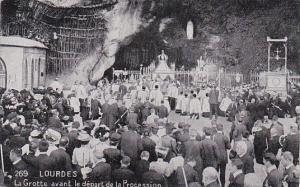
[167,112,296,186]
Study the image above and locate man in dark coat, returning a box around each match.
[112,156,136,183]
[213,124,231,187]
[228,159,245,187]
[108,99,119,130]
[66,121,80,158]
[282,123,299,165]
[208,85,219,118]
[157,100,169,119]
[134,151,150,181]
[120,123,143,167]
[141,129,157,162]
[101,99,110,126]
[90,98,101,120]
[199,128,220,169]
[104,133,122,171]
[182,129,203,182]
[263,153,283,187]
[50,136,73,172]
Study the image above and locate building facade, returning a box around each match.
[0,36,47,90]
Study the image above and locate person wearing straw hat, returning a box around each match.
[72,133,93,169]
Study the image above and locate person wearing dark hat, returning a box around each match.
[141,129,157,162]
[263,153,282,187]
[120,122,143,168]
[212,124,231,187]
[228,159,245,187]
[104,133,122,171]
[112,156,136,183]
[199,127,220,169]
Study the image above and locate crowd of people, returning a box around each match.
[0,76,299,187]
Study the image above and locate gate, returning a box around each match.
[219,72,243,88]
[0,58,7,89]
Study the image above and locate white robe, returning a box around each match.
[149,89,163,106]
[189,98,201,114]
[202,97,210,113]
[181,97,190,113]
[176,95,184,110]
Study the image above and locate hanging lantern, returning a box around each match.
[186,20,194,40]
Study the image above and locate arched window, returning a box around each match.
[0,58,7,89]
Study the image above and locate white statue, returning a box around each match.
[186,20,194,40]
[158,50,168,62]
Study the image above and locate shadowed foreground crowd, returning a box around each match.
[0,78,299,187]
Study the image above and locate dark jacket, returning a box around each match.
[112,167,136,183]
[212,132,231,163]
[199,138,220,168]
[263,167,282,187]
[22,153,54,172]
[157,105,168,119]
[120,130,143,161]
[103,147,122,171]
[87,162,111,183]
[134,160,149,180]
[141,136,157,162]
[50,147,72,171]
